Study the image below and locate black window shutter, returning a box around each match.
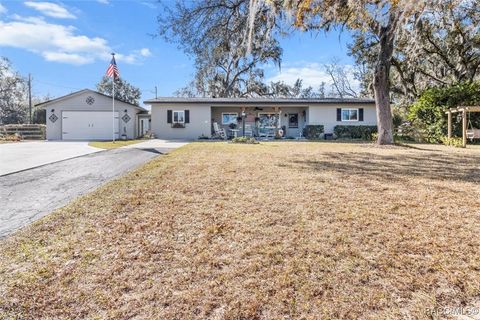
[167,110,172,123]
[336,108,342,121]
[185,110,190,123]
[359,108,364,121]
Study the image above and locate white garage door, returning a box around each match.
[62,111,119,140]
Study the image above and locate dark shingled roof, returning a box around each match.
[144,97,376,105]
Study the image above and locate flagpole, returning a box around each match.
[111,53,115,142]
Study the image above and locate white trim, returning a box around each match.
[341,108,359,121]
[221,112,238,125]
[173,110,185,123]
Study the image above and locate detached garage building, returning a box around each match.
[38,89,149,140]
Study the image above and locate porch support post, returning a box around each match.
[241,107,246,137]
[274,106,280,138]
[447,111,452,139]
[462,109,467,147]
[277,107,281,129]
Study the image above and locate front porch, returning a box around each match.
[211,106,307,139]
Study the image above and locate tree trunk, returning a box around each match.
[373,15,398,145]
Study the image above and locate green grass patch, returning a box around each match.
[88,139,145,149]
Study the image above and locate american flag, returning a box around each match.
[106,55,120,79]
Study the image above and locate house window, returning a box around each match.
[341,108,358,121]
[222,113,238,125]
[173,110,185,123]
[258,113,278,127]
[288,113,298,128]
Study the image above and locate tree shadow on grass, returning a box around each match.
[286,151,480,184]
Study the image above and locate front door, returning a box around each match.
[287,113,299,137]
[139,118,149,135]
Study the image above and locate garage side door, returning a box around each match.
[62,111,119,140]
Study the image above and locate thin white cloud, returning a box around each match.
[0,16,152,65]
[0,3,7,14]
[117,48,152,64]
[24,1,75,19]
[43,51,92,64]
[139,48,151,57]
[140,1,158,9]
[97,0,109,4]
[266,62,360,92]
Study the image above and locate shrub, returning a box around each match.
[407,81,480,143]
[171,123,185,128]
[392,112,403,129]
[334,125,378,140]
[231,136,258,144]
[440,136,464,148]
[1,133,22,142]
[394,133,415,142]
[302,125,324,139]
[198,134,209,140]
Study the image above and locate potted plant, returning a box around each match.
[172,123,185,128]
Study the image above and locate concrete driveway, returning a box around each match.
[0,141,101,176]
[0,140,189,238]
[122,139,190,150]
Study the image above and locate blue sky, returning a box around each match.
[0,0,355,104]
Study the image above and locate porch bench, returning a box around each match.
[258,127,275,138]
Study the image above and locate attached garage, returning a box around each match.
[37,89,149,141]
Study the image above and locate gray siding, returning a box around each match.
[307,104,377,133]
[150,104,211,140]
[148,102,377,140]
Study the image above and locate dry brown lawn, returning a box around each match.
[1,142,480,319]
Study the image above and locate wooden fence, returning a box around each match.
[0,124,46,140]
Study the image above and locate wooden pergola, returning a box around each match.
[446,106,480,147]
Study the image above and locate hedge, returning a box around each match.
[407,81,480,143]
[303,125,324,139]
[334,125,378,140]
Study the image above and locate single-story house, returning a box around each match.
[38,89,150,140]
[144,97,377,140]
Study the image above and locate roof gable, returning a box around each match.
[37,89,147,111]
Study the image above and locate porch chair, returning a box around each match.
[258,127,275,139]
[467,129,480,140]
[466,112,480,141]
[213,122,227,140]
